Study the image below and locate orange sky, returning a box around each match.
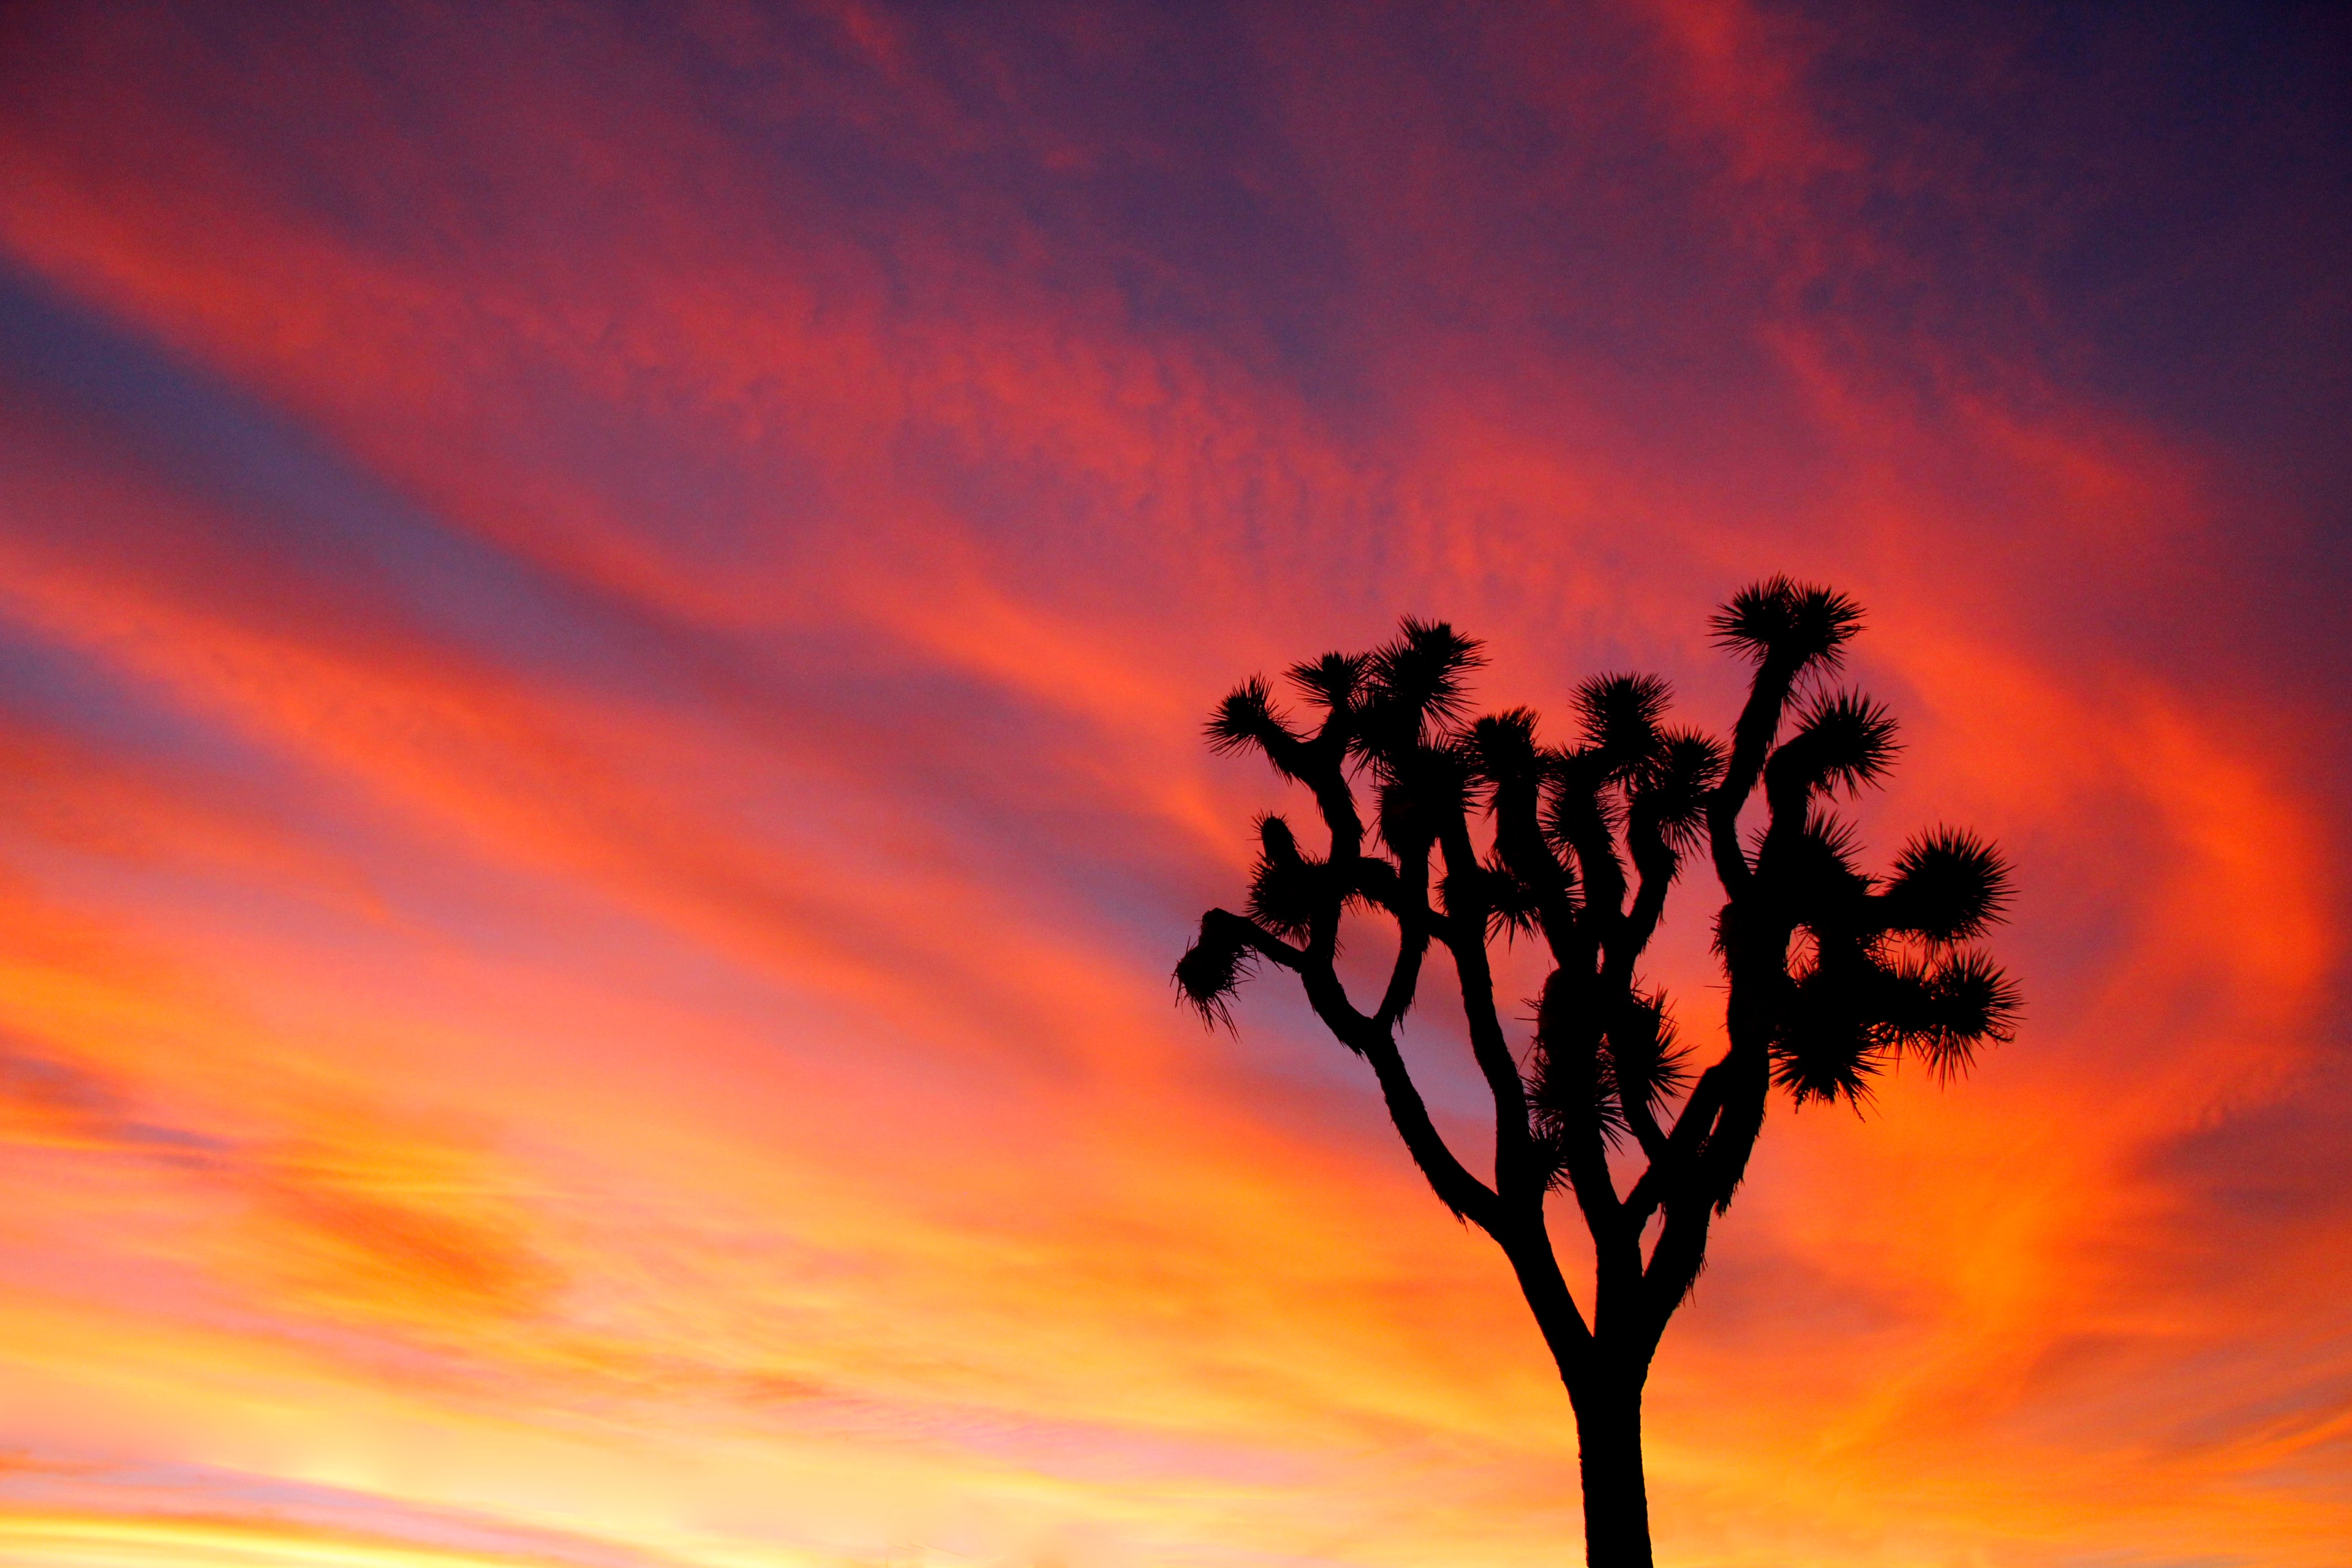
[0,3,2346,1565]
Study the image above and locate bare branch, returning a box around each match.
[1496,1221,1598,1389]
[1353,1022,1504,1231]
[1707,671,1784,892]
[1367,853,1433,1029]
[1431,816,1545,1193]
[1608,810,1676,993]
[1622,1049,1735,1227]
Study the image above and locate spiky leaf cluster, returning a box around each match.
[1710,577,1864,670]
[1173,911,1255,1031]
[1527,985,1694,1155]
[1748,722,2019,1104]
[1177,620,1486,1026]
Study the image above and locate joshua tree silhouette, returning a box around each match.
[1175,580,2019,1567]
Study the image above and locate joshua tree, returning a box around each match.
[1175,581,2019,1567]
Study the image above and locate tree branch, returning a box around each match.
[1498,1216,1597,1392]
[1531,970,1641,1298]
[1611,809,1677,989]
[1201,908,1501,1231]
[1622,1049,1735,1227]
[1708,663,1793,892]
[1356,1022,1505,1231]
[1363,853,1432,1029]
[1635,1192,1714,1354]
[1488,766,1579,966]
[1436,816,1540,1196]
[1556,783,1626,960]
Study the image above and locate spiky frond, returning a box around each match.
[1758,810,1872,928]
[1376,778,1436,861]
[1770,1023,1880,1106]
[1767,690,1901,801]
[1174,916,1257,1030]
[1885,949,2022,1080]
[1602,989,1694,1114]
[1879,827,2012,942]
[1206,677,1306,775]
[1462,708,1543,786]
[1374,744,1469,856]
[1770,963,1884,1106]
[1529,1019,1625,1146]
[1463,854,1543,942]
[1245,815,1325,938]
[1574,673,1670,766]
[1771,940,2019,1102]
[1629,728,1726,851]
[1286,651,1369,715]
[1540,750,1620,845]
[1709,577,1865,670]
[1260,814,1300,860]
[1357,618,1484,758]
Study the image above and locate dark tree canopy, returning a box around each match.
[1176,581,2019,1568]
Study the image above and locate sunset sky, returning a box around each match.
[1,3,2347,1565]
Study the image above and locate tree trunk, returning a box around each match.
[1572,1375,1652,1568]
